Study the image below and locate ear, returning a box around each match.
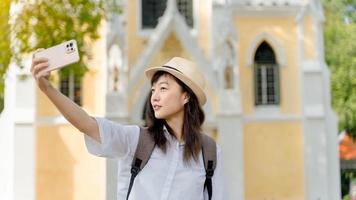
[183,93,190,104]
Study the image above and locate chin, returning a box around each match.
[154,113,165,119]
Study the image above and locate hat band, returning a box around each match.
[162,66,183,74]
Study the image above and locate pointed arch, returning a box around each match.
[253,41,280,105]
[246,32,286,68]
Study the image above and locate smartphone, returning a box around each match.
[34,39,80,72]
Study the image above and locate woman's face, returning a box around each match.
[150,74,188,120]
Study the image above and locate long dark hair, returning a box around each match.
[144,71,205,163]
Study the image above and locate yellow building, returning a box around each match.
[0,0,340,200]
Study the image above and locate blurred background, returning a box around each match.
[0,0,355,200]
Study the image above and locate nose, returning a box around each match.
[151,90,159,102]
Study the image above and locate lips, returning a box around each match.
[153,105,162,111]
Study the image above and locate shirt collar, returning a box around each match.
[163,125,185,146]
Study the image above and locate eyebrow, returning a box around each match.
[159,81,169,85]
[153,81,169,86]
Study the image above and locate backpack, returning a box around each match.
[126,127,217,200]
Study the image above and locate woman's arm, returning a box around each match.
[31,50,101,142]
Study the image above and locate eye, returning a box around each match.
[160,87,167,91]
[151,88,155,93]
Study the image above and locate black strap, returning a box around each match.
[126,127,155,200]
[204,160,214,200]
[126,159,142,200]
[201,134,217,200]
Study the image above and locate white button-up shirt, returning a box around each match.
[84,117,225,200]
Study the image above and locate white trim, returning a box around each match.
[297,3,341,198]
[309,0,325,23]
[230,1,304,7]
[245,32,286,68]
[14,108,35,124]
[301,60,322,73]
[304,105,325,119]
[0,60,37,200]
[232,5,303,17]
[36,116,71,125]
[36,112,105,125]
[243,114,301,122]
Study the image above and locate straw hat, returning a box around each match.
[145,57,207,106]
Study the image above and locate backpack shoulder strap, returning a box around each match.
[201,134,217,200]
[126,127,155,200]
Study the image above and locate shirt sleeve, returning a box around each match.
[211,144,226,200]
[84,117,140,159]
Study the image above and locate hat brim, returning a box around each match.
[145,66,207,106]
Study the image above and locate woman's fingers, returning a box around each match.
[31,57,48,72]
[32,61,49,77]
[31,48,46,72]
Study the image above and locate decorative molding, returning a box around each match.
[229,0,304,7]
[36,112,106,125]
[244,105,301,122]
[245,32,287,68]
[304,105,325,119]
[232,5,303,17]
[211,6,239,90]
[243,114,301,122]
[301,60,322,73]
[36,116,71,125]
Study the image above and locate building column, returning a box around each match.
[0,62,37,200]
[297,5,341,199]
[217,90,244,200]
[105,92,129,200]
[301,60,340,200]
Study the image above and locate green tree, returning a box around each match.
[0,0,120,112]
[324,1,356,199]
[324,0,356,137]
[13,0,120,76]
[0,0,11,112]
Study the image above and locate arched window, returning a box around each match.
[254,41,280,105]
[141,0,167,29]
[141,0,193,29]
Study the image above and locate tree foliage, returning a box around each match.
[12,0,120,78]
[323,0,356,137]
[0,0,11,112]
[0,0,120,112]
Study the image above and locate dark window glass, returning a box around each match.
[254,42,280,105]
[177,0,193,27]
[141,0,194,28]
[142,0,167,28]
[60,76,70,97]
[59,73,82,106]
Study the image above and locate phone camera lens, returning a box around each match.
[66,44,69,48]
[71,48,74,51]
[70,43,73,47]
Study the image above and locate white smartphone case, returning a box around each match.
[34,39,80,72]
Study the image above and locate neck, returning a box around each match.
[166,112,184,142]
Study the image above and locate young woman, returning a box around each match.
[31,55,224,200]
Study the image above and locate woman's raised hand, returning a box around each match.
[31,49,52,92]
